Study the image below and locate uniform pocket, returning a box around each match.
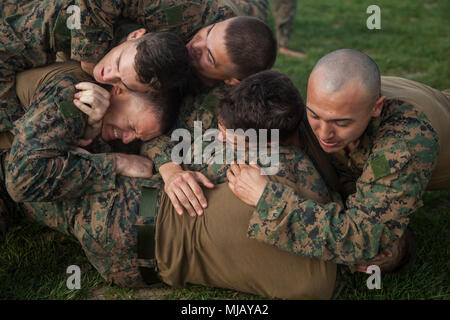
[73,190,118,256]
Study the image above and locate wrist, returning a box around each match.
[159,162,183,182]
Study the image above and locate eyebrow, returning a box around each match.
[117,52,136,92]
[206,24,216,66]
[306,106,354,122]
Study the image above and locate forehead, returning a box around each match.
[119,43,140,82]
[133,104,161,138]
[208,21,233,66]
[307,75,370,118]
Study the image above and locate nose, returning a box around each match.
[317,121,335,140]
[121,130,136,144]
[103,66,119,82]
[191,38,204,57]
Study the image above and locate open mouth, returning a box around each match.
[319,138,339,147]
[113,127,119,140]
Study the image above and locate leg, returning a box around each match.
[272,0,306,58]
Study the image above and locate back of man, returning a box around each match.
[380,76,450,190]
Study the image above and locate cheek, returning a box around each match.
[307,116,321,132]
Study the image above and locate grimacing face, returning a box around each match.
[306,73,384,153]
[92,29,151,93]
[100,87,162,144]
[186,19,240,85]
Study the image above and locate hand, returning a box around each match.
[227,163,269,207]
[114,153,154,178]
[80,61,96,77]
[160,162,214,217]
[73,82,111,127]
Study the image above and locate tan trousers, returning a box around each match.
[381,76,450,190]
[155,183,337,300]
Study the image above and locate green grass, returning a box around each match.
[1,0,449,300]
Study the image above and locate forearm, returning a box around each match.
[6,146,117,202]
[140,134,177,171]
[248,181,405,265]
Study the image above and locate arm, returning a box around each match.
[229,113,439,265]
[6,77,117,202]
[140,86,227,215]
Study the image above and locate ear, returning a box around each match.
[371,95,386,117]
[224,77,240,86]
[127,28,147,40]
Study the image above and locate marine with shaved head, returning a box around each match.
[226,49,450,274]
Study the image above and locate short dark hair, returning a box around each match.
[217,70,303,142]
[224,17,277,80]
[135,32,190,91]
[132,87,182,134]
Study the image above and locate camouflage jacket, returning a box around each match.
[249,99,439,265]
[140,83,230,171]
[6,65,117,202]
[70,0,269,62]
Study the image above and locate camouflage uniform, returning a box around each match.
[141,83,230,171]
[249,96,443,265]
[272,0,297,48]
[0,139,338,296]
[5,62,117,203]
[0,0,269,132]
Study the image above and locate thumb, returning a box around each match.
[195,172,214,188]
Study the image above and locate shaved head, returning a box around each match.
[311,49,381,105]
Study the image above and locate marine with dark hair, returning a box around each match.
[0,0,270,133]
[141,16,278,216]
[0,0,193,132]
[226,49,450,274]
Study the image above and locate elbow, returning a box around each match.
[5,157,41,202]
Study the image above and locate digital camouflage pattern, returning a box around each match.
[272,0,297,48]
[0,138,338,286]
[70,0,269,62]
[0,0,74,132]
[249,100,440,265]
[0,0,269,132]
[5,62,117,203]
[140,84,230,171]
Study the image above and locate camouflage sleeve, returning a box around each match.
[248,105,439,265]
[70,0,125,62]
[6,76,117,202]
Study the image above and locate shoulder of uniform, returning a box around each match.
[362,139,412,182]
[200,84,231,113]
